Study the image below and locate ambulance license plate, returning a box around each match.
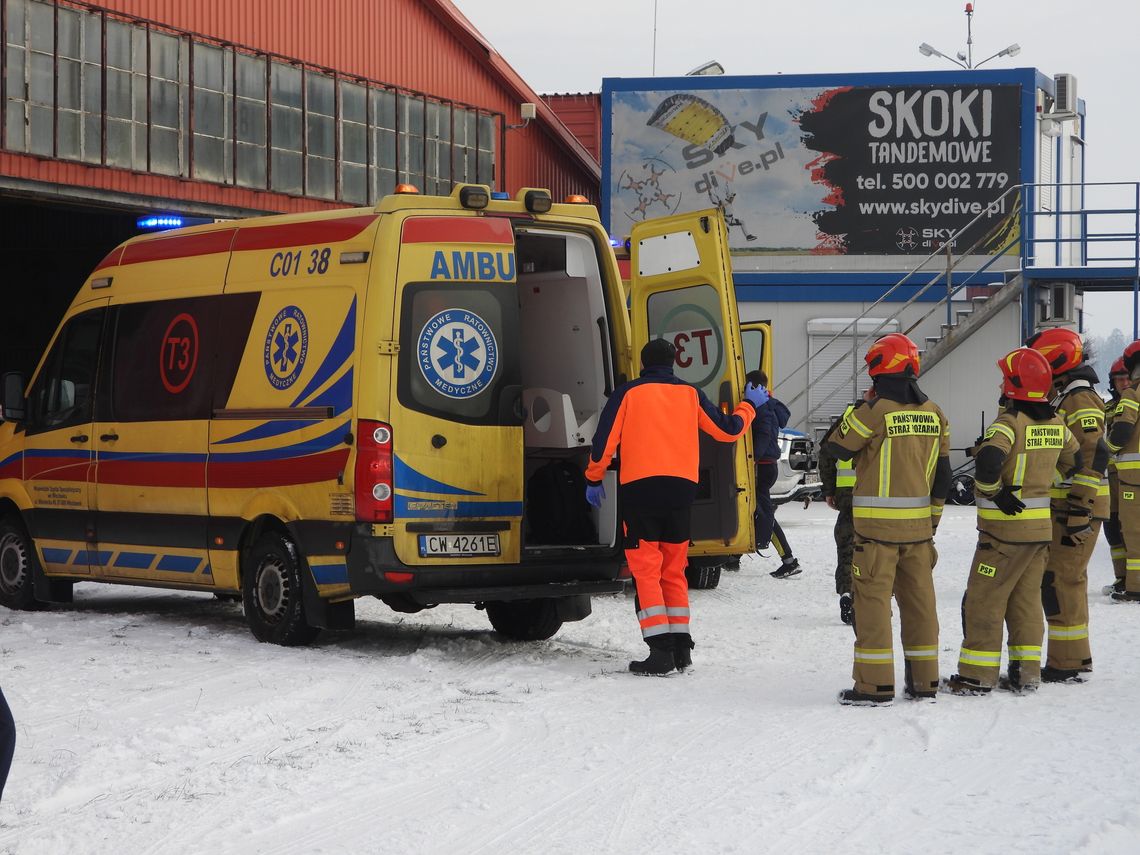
[418,533,501,558]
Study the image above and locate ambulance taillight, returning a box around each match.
[355,421,394,523]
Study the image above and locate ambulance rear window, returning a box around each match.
[397,282,522,426]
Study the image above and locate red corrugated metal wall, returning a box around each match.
[543,95,601,162]
[3,0,598,211]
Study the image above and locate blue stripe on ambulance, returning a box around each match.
[291,297,356,405]
[114,552,155,569]
[156,555,201,573]
[394,456,484,496]
[310,563,349,585]
[42,548,72,564]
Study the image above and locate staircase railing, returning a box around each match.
[783,183,1027,432]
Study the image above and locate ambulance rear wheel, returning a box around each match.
[0,518,43,611]
[242,534,320,646]
[486,598,563,641]
[686,563,722,590]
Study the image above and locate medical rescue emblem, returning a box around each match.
[418,309,498,399]
[264,305,309,390]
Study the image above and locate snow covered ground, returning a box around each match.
[1,502,1137,854]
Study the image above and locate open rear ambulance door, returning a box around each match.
[628,209,755,556]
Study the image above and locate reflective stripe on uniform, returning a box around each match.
[637,605,667,621]
[642,623,671,639]
[1064,408,1104,426]
[846,412,874,438]
[1111,546,1127,559]
[854,647,893,663]
[853,494,931,520]
[1047,624,1089,640]
[836,460,856,488]
[931,504,943,517]
[976,495,1051,521]
[959,647,1001,668]
[1072,473,1101,491]
[1013,453,1027,488]
[1127,559,1140,571]
[975,478,1002,493]
[666,607,690,627]
[879,437,892,497]
[987,422,1016,443]
[1098,479,1111,497]
[1008,645,1042,661]
[903,645,939,660]
[1116,452,1140,470]
[1120,398,1140,412]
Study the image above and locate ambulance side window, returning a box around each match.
[26,308,105,435]
[396,282,521,426]
[105,298,217,422]
[647,283,727,401]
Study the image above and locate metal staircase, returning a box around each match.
[780,181,1140,434]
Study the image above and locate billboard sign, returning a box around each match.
[606,79,1023,261]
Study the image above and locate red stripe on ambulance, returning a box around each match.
[401,217,514,245]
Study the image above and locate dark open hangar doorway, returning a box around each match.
[0,194,141,377]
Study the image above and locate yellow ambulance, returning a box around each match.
[0,185,755,645]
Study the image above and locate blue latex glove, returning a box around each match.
[585,483,606,508]
[743,382,770,408]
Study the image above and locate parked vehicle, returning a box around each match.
[0,187,756,644]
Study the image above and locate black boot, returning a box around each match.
[943,674,991,696]
[630,637,676,676]
[770,557,802,579]
[673,633,694,671]
[1041,665,1086,683]
[837,688,893,706]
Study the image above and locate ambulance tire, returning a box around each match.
[0,517,45,611]
[686,563,722,590]
[242,534,321,646]
[486,598,563,641]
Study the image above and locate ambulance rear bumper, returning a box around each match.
[345,528,624,601]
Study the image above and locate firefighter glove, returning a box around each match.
[585,483,605,508]
[744,383,769,408]
[992,485,1026,515]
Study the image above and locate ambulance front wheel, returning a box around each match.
[0,517,44,611]
[486,598,563,641]
[242,534,321,646]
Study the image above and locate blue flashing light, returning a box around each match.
[136,215,185,230]
[490,191,510,200]
[609,237,622,247]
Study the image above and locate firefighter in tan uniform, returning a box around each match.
[1026,328,1109,681]
[823,333,952,706]
[1102,356,1130,594]
[945,349,1082,695]
[1107,340,1140,603]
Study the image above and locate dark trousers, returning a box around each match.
[754,462,793,559]
[0,687,13,803]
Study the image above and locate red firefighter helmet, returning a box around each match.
[865,333,921,378]
[1111,356,1128,377]
[1123,340,1140,374]
[1025,327,1083,376]
[998,347,1053,402]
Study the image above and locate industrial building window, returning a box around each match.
[370,87,397,200]
[4,0,55,156]
[192,43,233,183]
[149,31,186,177]
[452,108,478,184]
[55,5,100,164]
[105,19,146,171]
[270,60,303,195]
[424,101,451,196]
[235,52,267,189]
[398,93,424,188]
[305,70,335,200]
[1,4,500,203]
[340,80,368,204]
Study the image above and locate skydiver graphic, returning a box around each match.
[707,183,757,242]
[623,174,648,193]
[646,164,666,187]
[653,190,676,206]
[633,196,651,218]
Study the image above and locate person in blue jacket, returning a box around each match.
[0,686,13,803]
[747,370,801,578]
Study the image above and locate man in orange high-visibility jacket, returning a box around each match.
[585,338,764,675]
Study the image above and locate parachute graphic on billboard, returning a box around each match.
[647,94,735,155]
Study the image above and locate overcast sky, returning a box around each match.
[451,0,1139,338]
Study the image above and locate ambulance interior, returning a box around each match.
[514,229,619,551]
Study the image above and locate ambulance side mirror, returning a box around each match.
[2,372,26,423]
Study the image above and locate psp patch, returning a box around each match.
[418,309,498,399]
[264,305,309,390]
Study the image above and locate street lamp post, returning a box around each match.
[919,3,1020,69]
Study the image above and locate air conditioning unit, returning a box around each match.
[1036,282,1080,326]
[1053,73,1078,116]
